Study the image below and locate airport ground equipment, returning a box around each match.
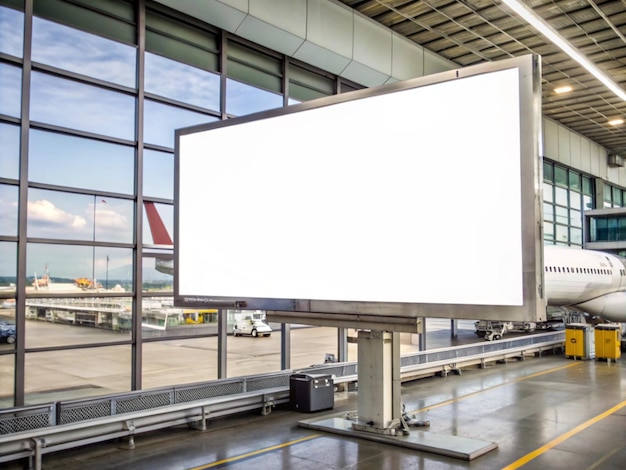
[594,324,621,362]
[565,323,595,360]
[290,373,334,412]
[0,331,564,468]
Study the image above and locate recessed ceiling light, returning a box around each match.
[554,85,573,94]
[608,118,624,126]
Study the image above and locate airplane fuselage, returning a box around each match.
[544,245,626,322]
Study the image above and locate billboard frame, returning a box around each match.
[174,54,545,331]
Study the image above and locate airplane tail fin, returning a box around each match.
[144,201,173,245]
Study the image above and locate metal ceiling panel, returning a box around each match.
[338,0,626,156]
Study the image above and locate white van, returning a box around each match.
[233,317,272,337]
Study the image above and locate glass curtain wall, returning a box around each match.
[543,160,594,247]
[0,0,361,407]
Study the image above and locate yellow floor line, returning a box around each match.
[501,400,626,469]
[189,433,322,469]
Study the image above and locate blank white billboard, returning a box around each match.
[175,55,544,325]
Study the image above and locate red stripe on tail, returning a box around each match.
[144,201,173,245]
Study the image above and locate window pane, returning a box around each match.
[289,82,328,102]
[94,197,134,242]
[608,218,619,241]
[340,82,361,93]
[0,355,14,408]
[143,149,173,199]
[146,10,218,70]
[26,296,132,348]
[543,202,554,222]
[0,184,18,236]
[0,5,23,57]
[555,186,568,207]
[0,62,21,117]
[618,217,626,241]
[145,52,220,110]
[554,166,567,186]
[289,65,334,102]
[570,227,582,246]
[613,186,623,207]
[583,195,593,210]
[543,161,553,183]
[555,206,568,225]
[0,122,20,179]
[26,243,133,290]
[227,312,281,376]
[543,182,553,203]
[142,255,173,292]
[568,170,581,191]
[226,78,282,116]
[143,337,217,388]
[0,241,17,287]
[594,218,607,241]
[144,99,217,148]
[543,221,554,242]
[604,184,612,208]
[582,176,593,196]
[27,189,133,243]
[569,191,581,210]
[29,130,135,194]
[25,345,131,404]
[0,241,17,357]
[228,42,281,77]
[30,72,135,141]
[555,224,568,243]
[141,303,218,340]
[142,201,173,245]
[289,64,334,95]
[33,0,134,45]
[570,209,582,228]
[32,16,136,87]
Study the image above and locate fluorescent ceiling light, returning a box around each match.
[501,0,626,101]
[554,85,573,94]
[608,118,624,126]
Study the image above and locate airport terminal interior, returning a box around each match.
[1,0,626,468]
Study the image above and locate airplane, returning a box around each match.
[144,201,174,276]
[544,244,626,323]
[143,202,626,323]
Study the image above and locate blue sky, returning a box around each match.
[0,5,289,281]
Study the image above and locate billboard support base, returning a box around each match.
[298,328,497,460]
[298,412,498,460]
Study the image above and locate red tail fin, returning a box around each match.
[144,201,173,245]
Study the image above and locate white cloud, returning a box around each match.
[28,199,87,229]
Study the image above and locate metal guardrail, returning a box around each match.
[0,331,564,469]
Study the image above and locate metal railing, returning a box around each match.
[0,331,564,469]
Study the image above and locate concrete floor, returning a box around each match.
[7,352,626,469]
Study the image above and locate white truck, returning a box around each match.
[232,311,272,337]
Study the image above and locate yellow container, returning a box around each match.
[565,323,595,359]
[594,324,621,361]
